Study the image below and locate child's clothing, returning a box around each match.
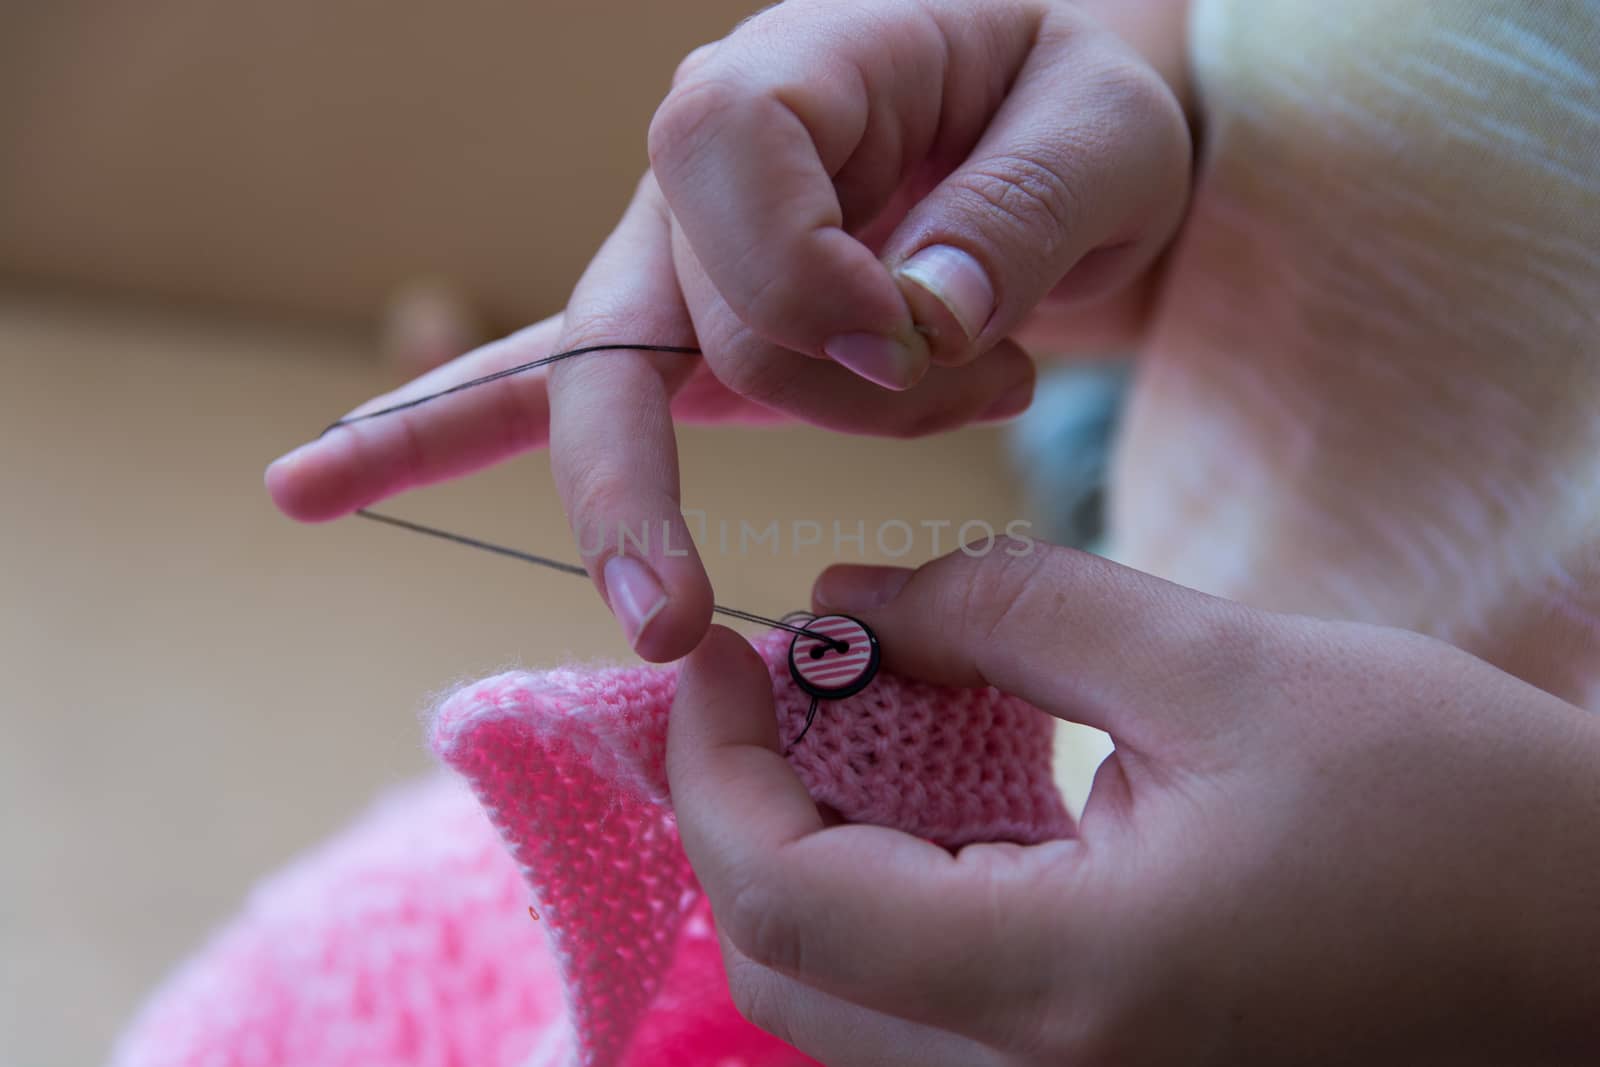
[111,631,1069,1066]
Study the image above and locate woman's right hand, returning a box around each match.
[266,0,1192,661]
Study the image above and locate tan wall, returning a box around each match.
[0,1,759,328]
[0,14,1105,1062]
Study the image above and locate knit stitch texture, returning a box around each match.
[112,629,1071,1066]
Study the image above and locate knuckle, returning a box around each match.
[956,151,1084,259]
[670,42,721,89]
[561,453,633,545]
[677,243,795,367]
[721,871,804,975]
[702,330,797,408]
[956,545,1053,646]
[554,305,662,353]
[725,965,793,1042]
[1089,58,1190,174]
[1184,597,1286,701]
[1093,55,1180,130]
[727,256,811,345]
[648,76,741,172]
[731,0,785,35]
[717,355,786,406]
[1069,38,1192,177]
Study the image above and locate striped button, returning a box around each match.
[788,614,880,700]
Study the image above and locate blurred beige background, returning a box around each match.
[0,5,1100,1065]
[1,0,755,325]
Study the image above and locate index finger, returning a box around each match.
[647,1,942,385]
[812,546,1277,751]
[264,315,565,521]
[667,625,1078,1044]
[546,174,713,661]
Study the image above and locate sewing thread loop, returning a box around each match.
[316,340,880,746]
[321,343,701,436]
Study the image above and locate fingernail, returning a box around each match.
[815,565,914,613]
[895,245,994,341]
[823,333,921,390]
[604,554,668,646]
[978,378,1034,422]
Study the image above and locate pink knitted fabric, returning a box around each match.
[110,775,563,1067]
[113,629,1071,1066]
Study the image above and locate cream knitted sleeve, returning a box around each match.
[1114,0,1600,707]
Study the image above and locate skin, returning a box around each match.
[264,0,1192,661]
[670,548,1600,1065]
[262,0,1600,1058]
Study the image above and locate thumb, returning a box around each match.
[883,11,1189,365]
[811,543,1278,751]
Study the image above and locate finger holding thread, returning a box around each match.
[649,1,932,386]
[672,220,1039,432]
[669,625,1075,1045]
[548,173,714,661]
[875,6,1190,364]
[650,0,1190,378]
[265,314,567,522]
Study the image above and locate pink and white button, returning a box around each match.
[787,614,880,700]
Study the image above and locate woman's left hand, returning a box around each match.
[667,544,1600,1066]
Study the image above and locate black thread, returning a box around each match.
[354,509,846,647]
[787,696,821,752]
[315,336,855,748]
[360,508,847,748]
[320,343,702,436]
[356,509,588,577]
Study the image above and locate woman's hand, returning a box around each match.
[265,0,1191,661]
[667,544,1600,1065]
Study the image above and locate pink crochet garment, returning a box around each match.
[112,630,1072,1066]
